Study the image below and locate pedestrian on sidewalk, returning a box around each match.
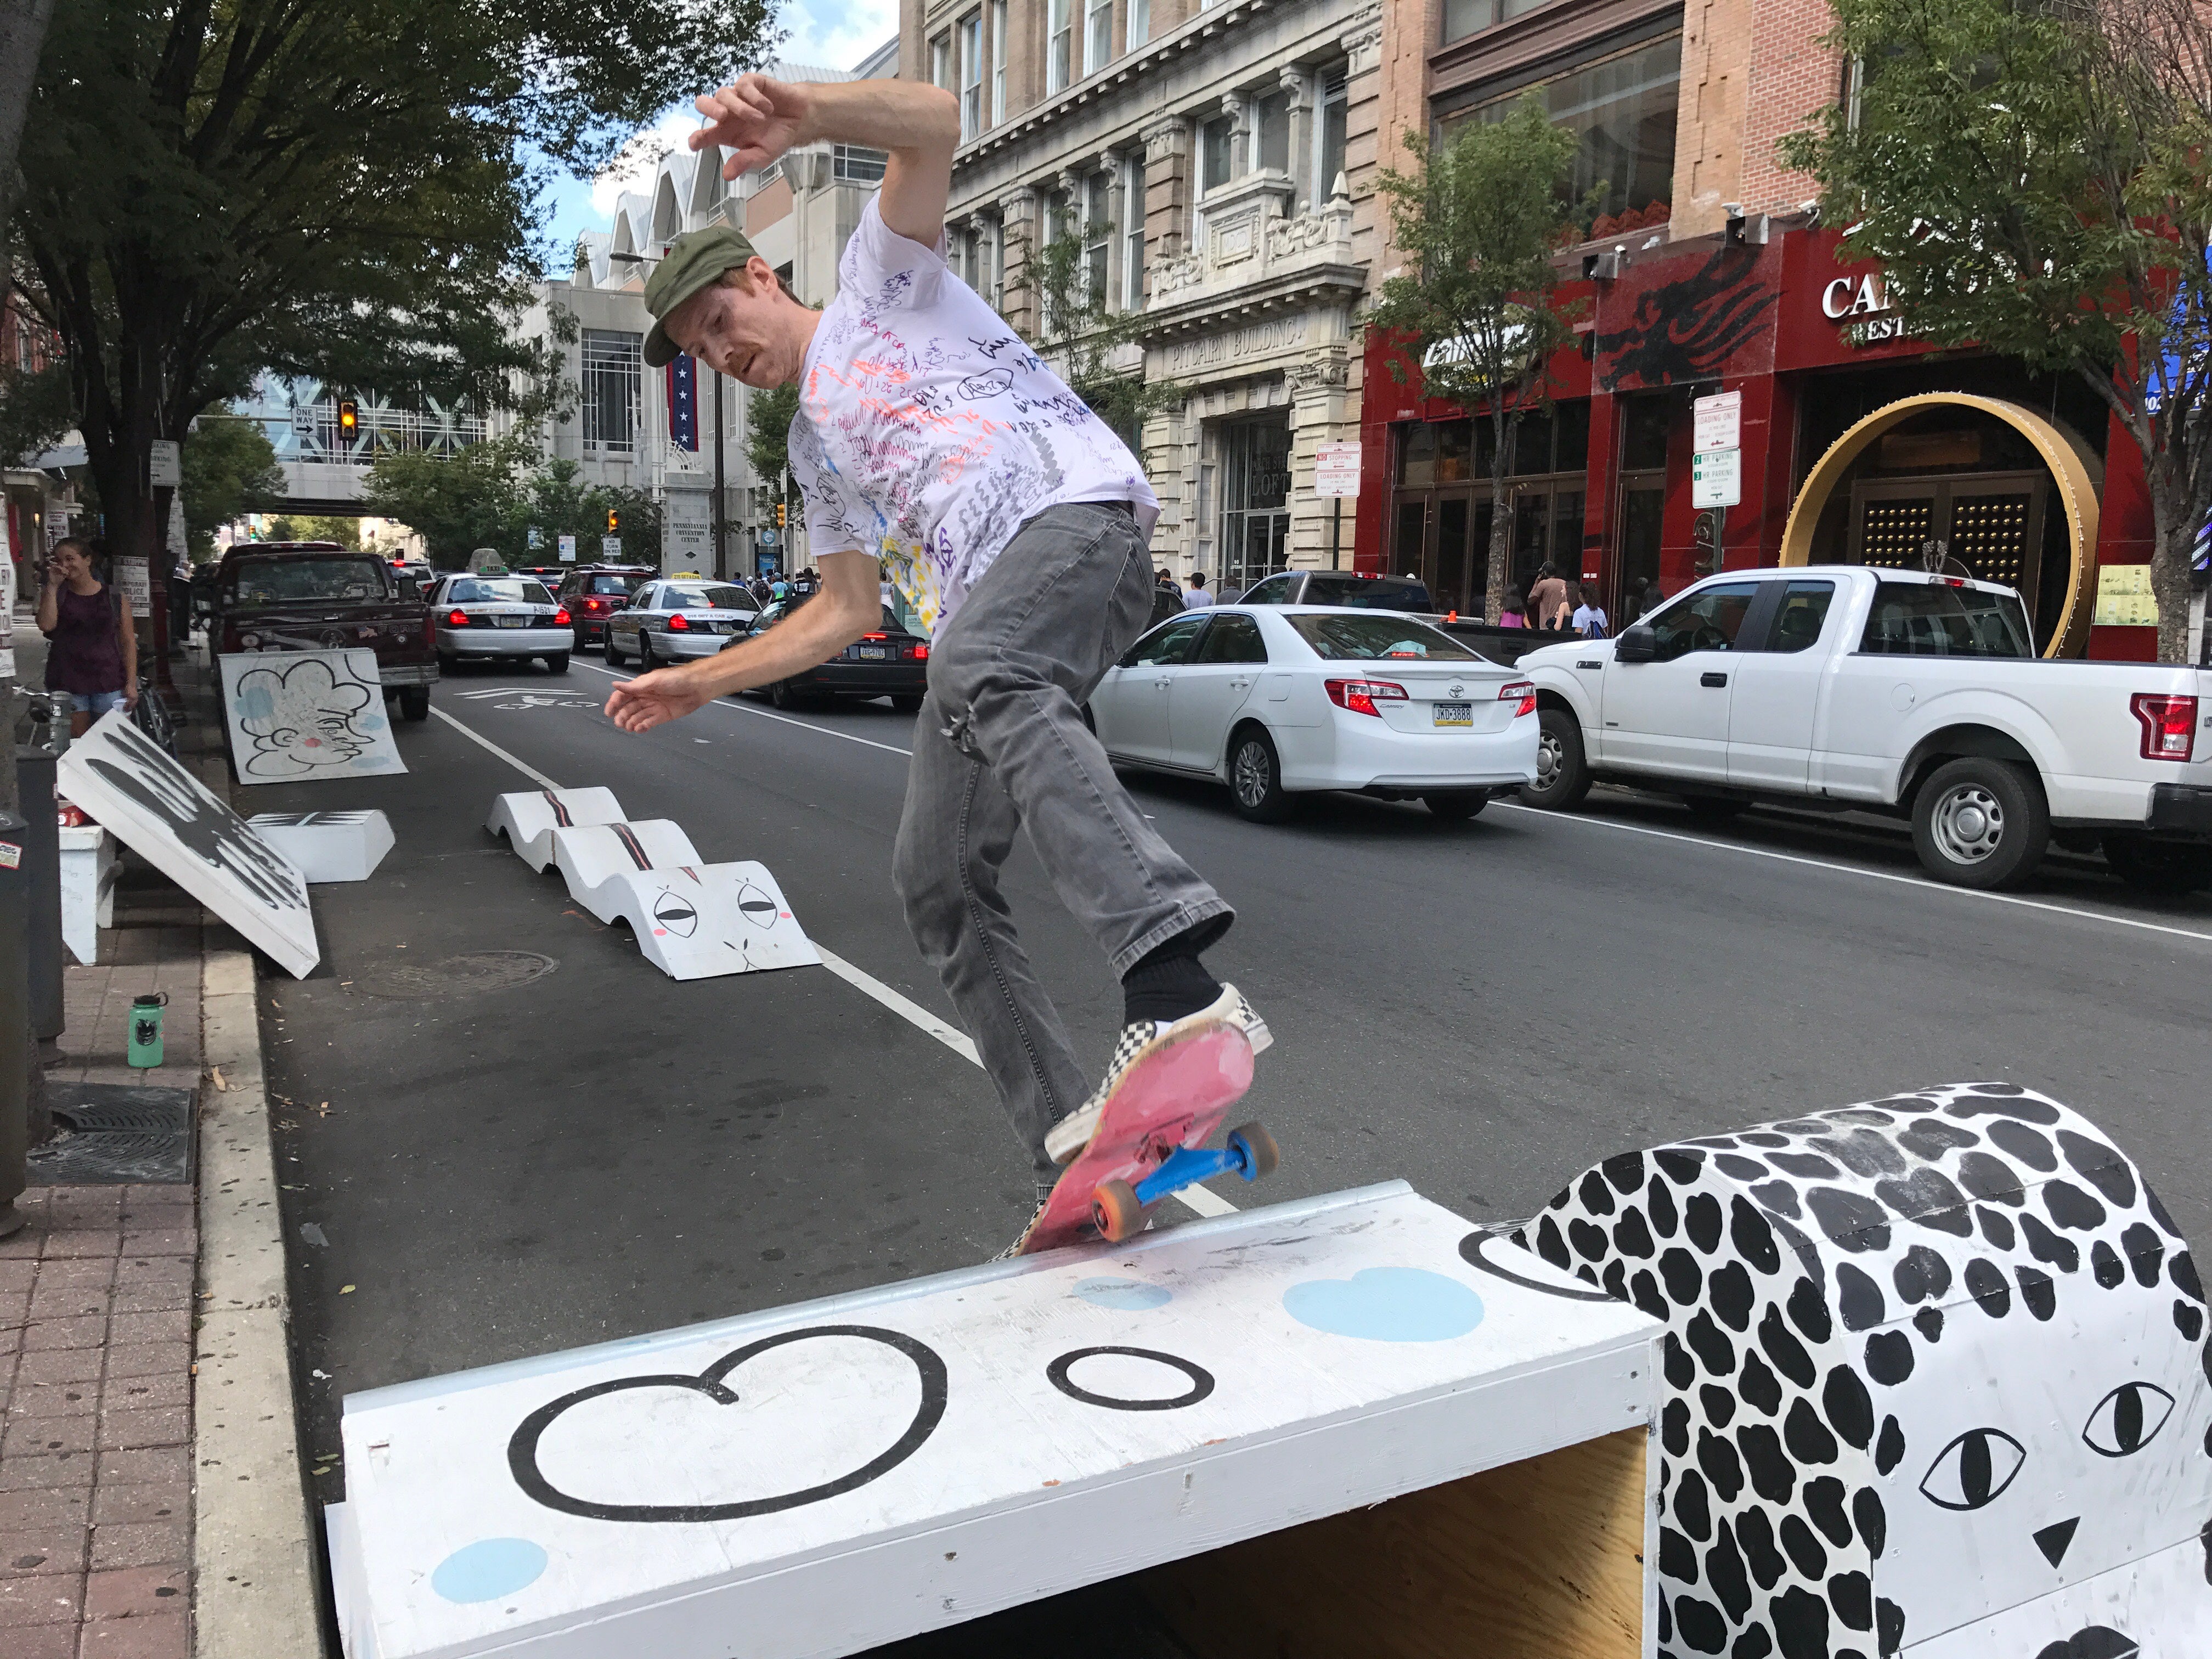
[1528,562,1571,631]
[605,72,1267,1253]
[1494,585,1528,629]
[36,536,137,736]
[1571,584,1610,639]
[1181,571,1216,609]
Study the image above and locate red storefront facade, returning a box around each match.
[1353,222,2158,661]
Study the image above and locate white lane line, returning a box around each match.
[574,660,915,757]
[432,692,1234,1216]
[1489,800,2212,947]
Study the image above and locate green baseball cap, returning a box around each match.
[642,224,760,366]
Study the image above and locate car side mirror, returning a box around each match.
[1614,624,1657,663]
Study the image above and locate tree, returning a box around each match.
[1367,97,1589,618]
[359,434,533,568]
[1780,0,2212,662]
[292,516,362,550]
[11,0,771,676]
[179,419,285,562]
[1019,225,1183,455]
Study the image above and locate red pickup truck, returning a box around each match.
[212,543,438,720]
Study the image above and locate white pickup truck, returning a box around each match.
[1515,566,2212,891]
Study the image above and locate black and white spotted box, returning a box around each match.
[1517,1083,2209,1659]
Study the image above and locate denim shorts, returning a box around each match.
[70,690,126,716]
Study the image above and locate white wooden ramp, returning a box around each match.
[325,1183,1662,1659]
[486,788,627,872]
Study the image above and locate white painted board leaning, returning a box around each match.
[57,712,318,977]
[324,1182,1661,1659]
[219,649,408,783]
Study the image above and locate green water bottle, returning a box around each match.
[127,992,167,1069]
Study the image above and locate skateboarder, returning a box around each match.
[604,72,1267,1249]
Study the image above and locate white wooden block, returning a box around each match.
[548,820,818,980]
[546,820,702,924]
[486,788,627,872]
[325,1182,1662,1659]
[57,825,116,965]
[247,811,395,883]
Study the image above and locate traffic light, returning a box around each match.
[776,501,787,528]
[337,399,359,442]
[606,509,619,534]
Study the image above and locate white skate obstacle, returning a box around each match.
[484,788,625,872]
[324,1182,1663,1659]
[489,788,819,981]
[247,811,394,883]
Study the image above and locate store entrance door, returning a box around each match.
[1849,472,2050,628]
[1420,491,1490,617]
[1220,419,1292,600]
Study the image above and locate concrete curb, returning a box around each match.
[194,943,325,1657]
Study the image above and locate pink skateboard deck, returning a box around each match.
[1018,1024,1259,1255]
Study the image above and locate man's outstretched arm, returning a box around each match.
[693,76,959,249]
[603,550,881,733]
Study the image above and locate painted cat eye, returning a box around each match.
[1918,1426,2027,1510]
[2082,1382,2176,1459]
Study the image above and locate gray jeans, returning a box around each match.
[892,502,1232,1181]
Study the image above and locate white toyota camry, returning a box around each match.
[1088,606,1539,821]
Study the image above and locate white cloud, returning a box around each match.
[780,0,898,69]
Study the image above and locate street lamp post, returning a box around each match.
[712,372,727,582]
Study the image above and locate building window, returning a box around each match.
[1127,0,1149,49]
[1200,114,1235,192]
[1122,153,1146,311]
[1048,0,1073,92]
[1443,0,1554,45]
[991,0,1008,123]
[1043,190,1071,331]
[932,32,953,92]
[832,145,888,183]
[580,330,642,455]
[1314,71,1348,204]
[1442,34,1681,228]
[1086,0,1113,75]
[1252,89,1291,174]
[988,216,1006,307]
[1084,171,1112,303]
[958,12,983,140]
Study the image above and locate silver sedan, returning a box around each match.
[605,579,760,668]
[430,575,575,674]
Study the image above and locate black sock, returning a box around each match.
[1120,918,1230,1025]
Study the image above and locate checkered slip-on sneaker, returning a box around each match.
[1043,983,1271,1167]
[995,1197,1052,1261]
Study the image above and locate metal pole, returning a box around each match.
[0,808,30,1238]
[1331,497,1342,572]
[16,733,62,1049]
[712,372,727,583]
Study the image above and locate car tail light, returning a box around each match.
[447,609,470,627]
[552,608,571,625]
[667,613,690,631]
[1500,679,1537,717]
[862,631,888,641]
[2131,692,2197,760]
[583,596,607,613]
[1325,678,1408,717]
[913,644,928,661]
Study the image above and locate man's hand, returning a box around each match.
[695,75,813,182]
[606,665,715,732]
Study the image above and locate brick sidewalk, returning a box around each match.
[1,900,208,1657]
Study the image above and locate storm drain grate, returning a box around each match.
[28,1082,195,1185]
[356,950,559,999]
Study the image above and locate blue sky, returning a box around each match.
[536,0,898,270]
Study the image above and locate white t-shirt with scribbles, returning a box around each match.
[785,199,1159,635]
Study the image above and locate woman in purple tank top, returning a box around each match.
[35,538,137,736]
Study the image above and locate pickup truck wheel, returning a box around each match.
[1228,726,1296,823]
[397,686,430,722]
[1521,707,1592,810]
[2102,834,2212,895]
[1912,758,2049,890]
[1681,795,1748,823]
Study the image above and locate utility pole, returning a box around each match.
[712,371,727,582]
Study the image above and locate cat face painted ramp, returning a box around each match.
[486,789,627,872]
[545,820,703,924]
[599,860,818,979]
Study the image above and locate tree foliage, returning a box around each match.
[361,442,662,569]
[178,417,284,561]
[1368,97,1590,616]
[1779,0,2212,661]
[11,0,770,623]
[745,380,800,493]
[1019,224,1183,456]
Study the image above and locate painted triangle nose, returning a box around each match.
[2035,1517,2080,1567]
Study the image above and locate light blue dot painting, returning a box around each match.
[1073,1277,1171,1311]
[432,1537,548,1604]
[1283,1267,1484,1342]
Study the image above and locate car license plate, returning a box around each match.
[858,645,888,660]
[1433,701,1472,727]
[495,615,526,629]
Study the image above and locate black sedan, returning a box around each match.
[744,599,928,710]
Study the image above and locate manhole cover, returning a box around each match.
[29,1130,190,1186]
[48,1082,193,1135]
[357,950,558,998]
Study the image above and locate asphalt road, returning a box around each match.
[246,653,2212,1637]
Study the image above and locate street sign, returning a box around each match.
[1315,442,1361,498]
[1691,448,1742,509]
[1692,391,1741,454]
[290,404,314,439]
[526,526,543,551]
[602,536,622,560]
[759,529,779,548]
[558,534,577,563]
[112,555,152,618]
[147,440,180,489]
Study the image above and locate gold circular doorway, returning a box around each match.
[1777,393,2100,657]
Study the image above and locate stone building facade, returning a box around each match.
[904,0,1386,589]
